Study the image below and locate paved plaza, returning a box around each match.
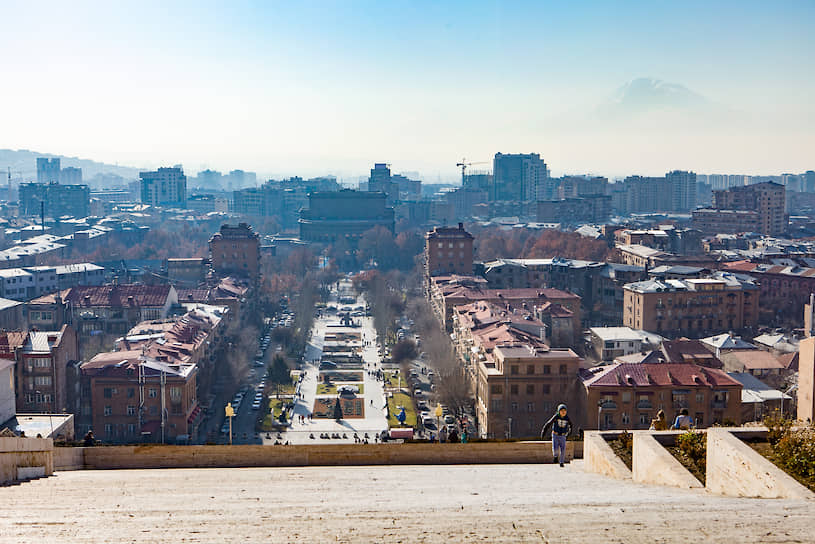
[1,462,812,543]
[265,294,389,445]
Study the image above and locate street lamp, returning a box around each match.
[780,383,797,420]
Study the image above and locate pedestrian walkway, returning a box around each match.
[268,304,388,445]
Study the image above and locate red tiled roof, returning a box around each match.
[722,261,757,272]
[777,352,798,371]
[66,284,172,308]
[720,350,785,371]
[661,340,723,369]
[586,363,741,388]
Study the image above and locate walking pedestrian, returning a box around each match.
[541,404,572,467]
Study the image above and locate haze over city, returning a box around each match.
[2,0,814,180]
[1,3,814,542]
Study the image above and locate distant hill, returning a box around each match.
[0,148,141,183]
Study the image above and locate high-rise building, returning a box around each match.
[491,153,549,202]
[666,170,697,212]
[710,181,787,235]
[367,163,399,205]
[139,167,187,208]
[59,167,82,185]
[804,170,815,193]
[36,158,60,183]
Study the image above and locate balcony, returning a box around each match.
[599,400,617,410]
[711,401,727,409]
[636,400,653,410]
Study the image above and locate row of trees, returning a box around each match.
[469,224,615,262]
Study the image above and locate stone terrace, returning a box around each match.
[1,463,811,543]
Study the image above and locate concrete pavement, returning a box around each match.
[3,462,812,543]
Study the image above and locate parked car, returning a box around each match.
[414,389,423,397]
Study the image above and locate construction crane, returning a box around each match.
[456,158,489,185]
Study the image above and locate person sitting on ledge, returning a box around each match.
[672,408,694,430]
[650,409,669,431]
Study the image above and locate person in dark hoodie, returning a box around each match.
[541,404,572,467]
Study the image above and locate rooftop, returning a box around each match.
[583,362,741,388]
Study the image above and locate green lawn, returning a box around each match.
[264,381,296,396]
[387,392,417,428]
[383,371,402,388]
[316,383,364,395]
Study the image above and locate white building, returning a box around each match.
[590,326,662,361]
[0,359,15,426]
[139,167,187,208]
[0,269,34,300]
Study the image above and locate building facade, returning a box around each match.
[19,181,91,218]
[492,153,549,202]
[209,223,260,280]
[425,223,474,277]
[622,273,759,336]
[299,190,395,243]
[140,167,187,208]
[708,182,787,236]
[13,325,79,414]
[582,362,742,429]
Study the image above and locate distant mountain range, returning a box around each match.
[0,148,141,182]
[593,77,725,121]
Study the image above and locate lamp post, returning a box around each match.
[780,383,797,420]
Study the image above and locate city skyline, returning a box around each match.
[1,1,813,180]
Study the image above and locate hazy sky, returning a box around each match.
[1,1,813,181]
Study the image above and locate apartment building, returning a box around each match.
[425,223,474,277]
[581,362,742,429]
[451,301,582,438]
[208,223,260,280]
[12,325,79,414]
[623,272,759,336]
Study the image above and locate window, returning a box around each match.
[559,364,567,375]
[526,384,534,395]
[170,387,182,401]
[622,392,631,403]
[104,388,113,398]
[104,406,112,416]
[695,412,704,427]
[526,365,535,375]
[148,388,158,398]
[543,365,551,375]
[639,413,649,425]
[128,424,136,435]
[34,375,52,386]
[510,384,518,395]
[526,402,535,413]
[104,424,112,435]
[621,412,630,425]
[127,388,135,398]
[542,384,550,395]
[126,405,136,416]
[491,399,503,411]
[511,402,518,412]
[149,405,158,415]
[490,384,502,395]
[510,365,519,375]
